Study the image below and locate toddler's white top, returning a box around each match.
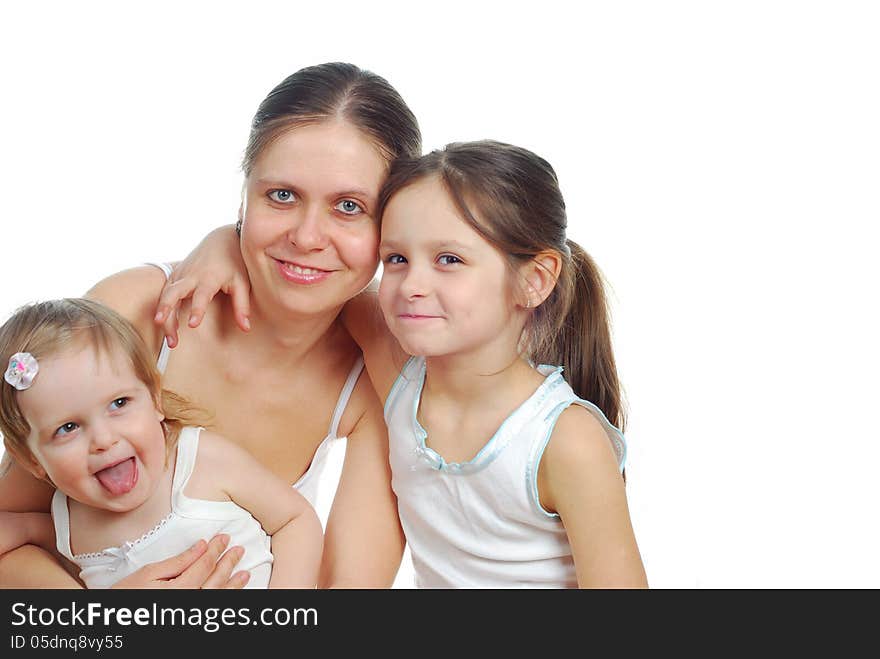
[52,426,274,589]
[386,357,626,588]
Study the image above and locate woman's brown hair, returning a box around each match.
[242,62,422,176]
[378,140,625,430]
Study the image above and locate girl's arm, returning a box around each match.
[152,224,252,348]
[340,289,410,403]
[538,406,648,588]
[196,430,324,588]
[320,377,405,587]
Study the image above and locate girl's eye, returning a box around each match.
[437,254,463,266]
[268,189,296,204]
[384,254,407,265]
[55,422,79,437]
[109,397,128,411]
[335,199,364,216]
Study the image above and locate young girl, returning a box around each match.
[343,140,647,588]
[157,140,647,588]
[0,298,323,588]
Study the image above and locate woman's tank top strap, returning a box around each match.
[170,427,201,508]
[145,262,174,374]
[51,489,74,561]
[327,355,365,440]
[147,262,174,279]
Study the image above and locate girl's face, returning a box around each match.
[378,176,522,359]
[240,120,387,319]
[18,345,167,513]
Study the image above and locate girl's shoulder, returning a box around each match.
[536,405,626,515]
[546,405,619,467]
[179,427,241,502]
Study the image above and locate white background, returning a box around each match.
[2,1,878,588]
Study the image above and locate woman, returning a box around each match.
[0,62,421,588]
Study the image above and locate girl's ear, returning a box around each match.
[518,250,563,309]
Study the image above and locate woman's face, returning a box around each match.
[240,120,387,319]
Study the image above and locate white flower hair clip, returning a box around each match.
[4,352,39,391]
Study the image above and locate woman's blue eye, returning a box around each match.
[385,254,407,265]
[55,422,78,437]
[110,398,128,410]
[438,254,462,265]
[335,199,364,215]
[268,189,296,204]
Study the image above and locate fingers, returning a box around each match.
[110,538,210,588]
[228,276,252,333]
[171,534,231,588]
[186,286,217,328]
[225,571,251,589]
[155,279,198,348]
[201,546,247,590]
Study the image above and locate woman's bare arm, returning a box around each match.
[320,378,404,587]
[341,289,409,403]
[152,224,251,347]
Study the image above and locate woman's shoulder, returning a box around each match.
[85,265,169,354]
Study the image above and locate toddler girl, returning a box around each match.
[0,298,322,588]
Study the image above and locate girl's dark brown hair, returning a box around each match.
[242,62,422,176]
[378,140,625,430]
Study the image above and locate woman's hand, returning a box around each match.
[111,534,250,589]
[153,224,252,348]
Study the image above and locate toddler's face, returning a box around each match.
[378,176,522,360]
[18,344,167,513]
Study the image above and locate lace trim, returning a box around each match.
[73,511,176,560]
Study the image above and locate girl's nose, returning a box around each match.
[90,421,118,452]
[399,264,430,299]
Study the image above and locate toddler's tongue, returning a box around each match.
[95,458,138,495]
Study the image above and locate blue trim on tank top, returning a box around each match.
[409,358,567,475]
[526,397,628,517]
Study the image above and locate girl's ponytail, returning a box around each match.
[528,239,623,431]
[554,239,624,431]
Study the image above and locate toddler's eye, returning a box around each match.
[268,189,296,204]
[110,397,128,410]
[335,199,364,215]
[385,254,407,265]
[438,254,462,265]
[55,422,78,437]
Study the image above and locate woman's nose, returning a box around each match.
[288,205,329,251]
